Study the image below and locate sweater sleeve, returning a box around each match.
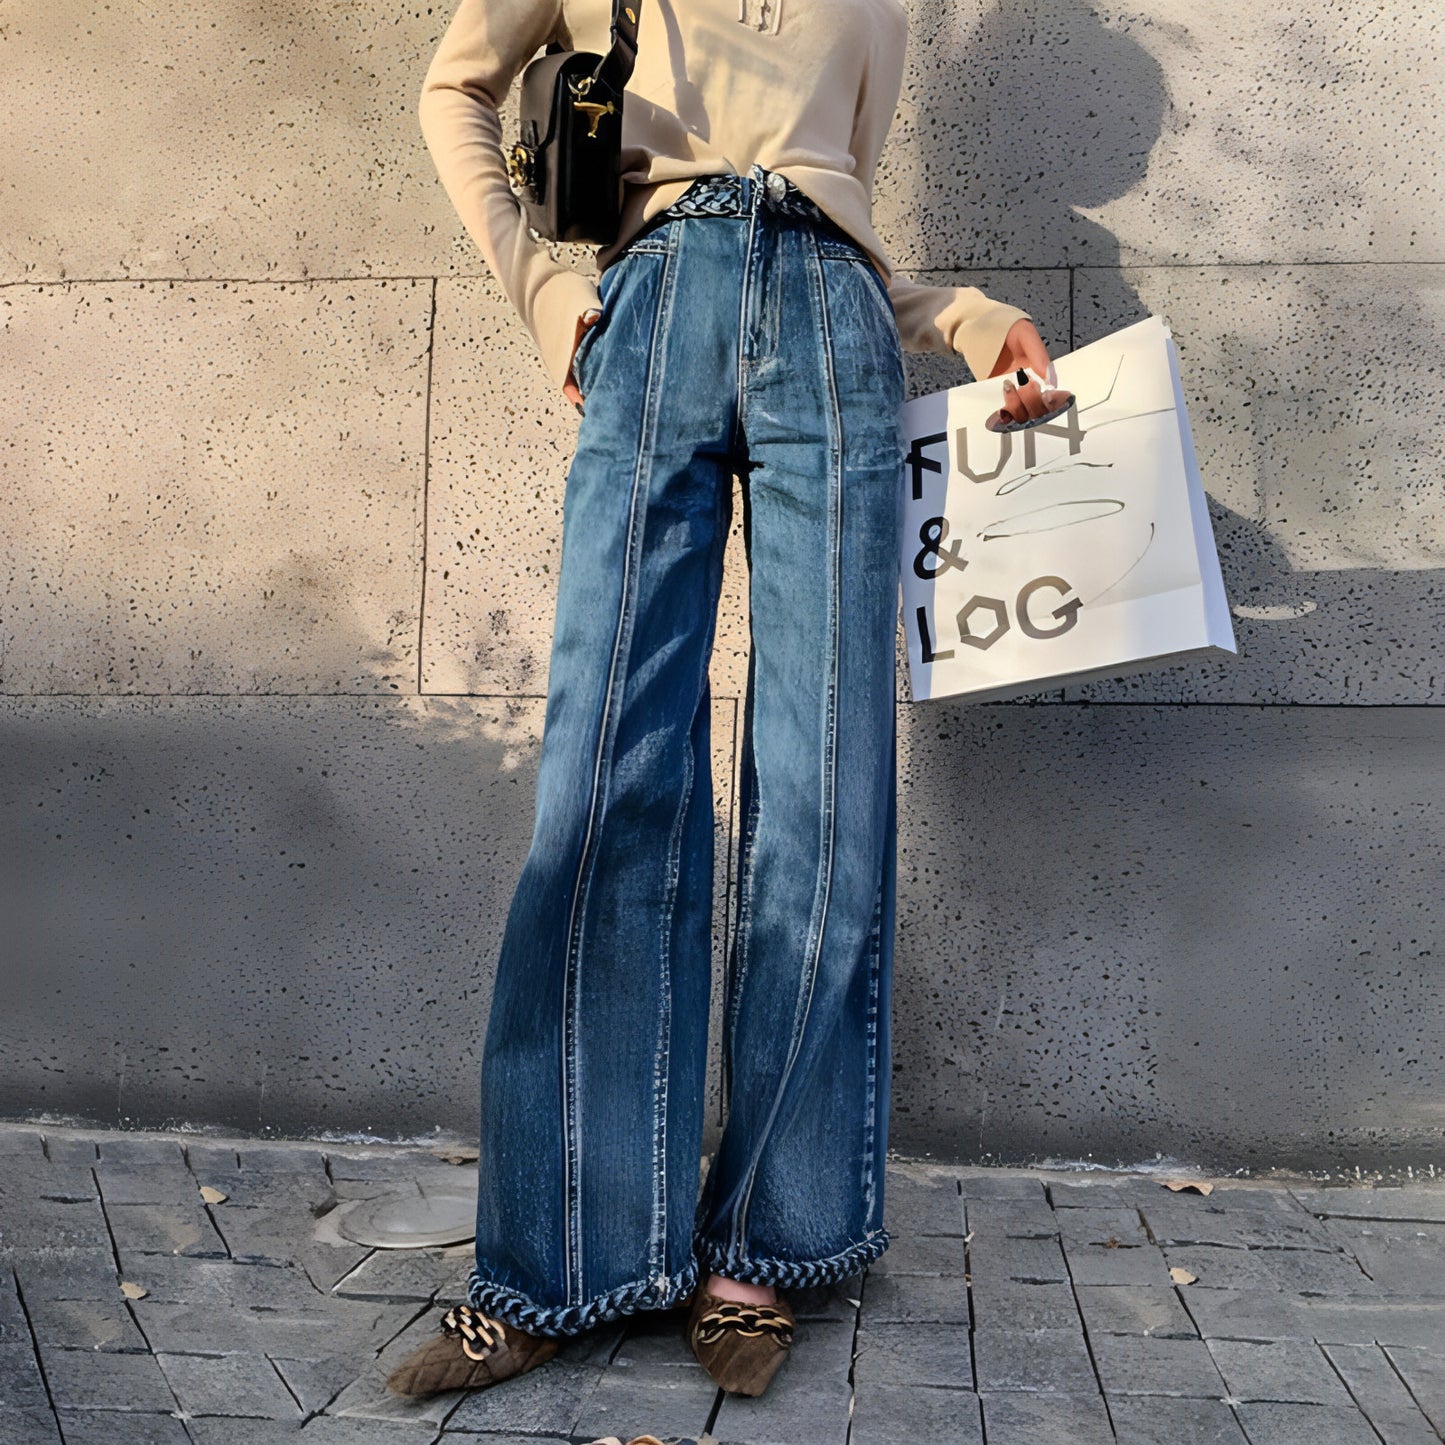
[418,0,603,390]
[886,274,1034,384]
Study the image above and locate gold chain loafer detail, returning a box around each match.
[385,1303,559,1398]
[685,1290,795,1396]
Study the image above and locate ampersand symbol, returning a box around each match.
[913,516,968,581]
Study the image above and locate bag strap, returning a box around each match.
[590,0,640,99]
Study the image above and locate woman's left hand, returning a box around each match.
[989,317,1062,425]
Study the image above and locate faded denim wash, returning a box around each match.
[468,165,906,1336]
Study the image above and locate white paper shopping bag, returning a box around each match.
[898,315,1237,703]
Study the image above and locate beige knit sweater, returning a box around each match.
[418,0,1032,391]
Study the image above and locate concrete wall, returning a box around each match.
[2,1,1441,1170]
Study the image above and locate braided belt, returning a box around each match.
[693,1300,795,1348]
[658,166,831,226]
[440,1303,506,1362]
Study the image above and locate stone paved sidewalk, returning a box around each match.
[1,1125,1442,1444]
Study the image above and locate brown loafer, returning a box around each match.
[386,1302,559,1397]
[685,1289,795,1397]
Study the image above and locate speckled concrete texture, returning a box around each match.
[893,702,1444,1168]
[1,3,1441,1165]
[1066,265,1445,703]
[873,1,1444,270]
[0,280,430,693]
[0,695,736,1137]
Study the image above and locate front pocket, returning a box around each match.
[570,258,628,391]
[849,256,897,337]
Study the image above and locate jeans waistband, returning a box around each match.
[654,164,839,230]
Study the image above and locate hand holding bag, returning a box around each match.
[504,0,641,244]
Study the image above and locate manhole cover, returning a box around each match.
[335,1184,479,1248]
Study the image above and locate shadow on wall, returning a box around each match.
[0,694,538,1138]
[891,0,1168,274]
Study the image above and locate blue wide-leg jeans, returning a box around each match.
[468,166,906,1336]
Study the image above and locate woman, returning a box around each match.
[390,0,1059,1405]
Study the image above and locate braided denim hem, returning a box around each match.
[693,1227,891,1289]
[465,1257,700,1338]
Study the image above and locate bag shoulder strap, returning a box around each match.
[591,0,640,98]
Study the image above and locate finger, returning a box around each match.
[1018,326,1052,378]
[1014,374,1047,420]
[1002,379,1027,423]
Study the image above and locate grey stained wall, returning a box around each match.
[2,2,1441,1171]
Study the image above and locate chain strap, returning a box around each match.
[440,1303,506,1362]
[693,1300,795,1348]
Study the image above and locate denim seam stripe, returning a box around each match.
[862,847,885,1221]
[652,676,697,1278]
[729,225,845,1258]
[723,669,761,1076]
[559,225,681,1304]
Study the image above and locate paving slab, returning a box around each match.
[1065,1239,1175,1288]
[41,1344,178,1413]
[571,1363,718,1444]
[106,1200,230,1259]
[1088,1333,1228,1398]
[0,1196,112,1253]
[788,1277,863,1321]
[978,1390,1114,1445]
[1176,1288,1317,1342]
[324,1308,465,1428]
[860,1273,970,1324]
[1323,1342,1443,1445]
[967,1277,1080,1331]
[1057,1205,1151,1248]
[38,1138,101,1170]
[443,1359,605,1437]
[1159,1244,1280,1291]
[272,1354,372,1417]
[1140,1199,1334,1251]
[0,1130,48,1158]
[1206,1337,1355,1405]
[56,1410,191,1444]
[329,1249,460,1302]
[881,1172,965,1237]
[94,1163,204,1208]
[853,1320,973,1390]
[182,1419,306,1443]
[1294,1187,1445,1224]
[23,1292,150,1353]
[1383,1347,1445,1438]
[157,1351,305,1419]
[965,1232,1069,1282]
[113,1255,324,1308]
[849,1382,983,1445]
[1324,1219,1445,1295]
[1107,1394,1249,1445]
[866,1233,968,1276]
[972,1327,1098,1393]
[965,1197,1059,1238]
[1074,1284,1198,1339]
[9,1249,121,1302]
[1232,1400,1381,1445]
[0,1339,53,1416]
[957,1172,1052,1203]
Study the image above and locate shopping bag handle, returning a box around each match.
[985,363,1076,434]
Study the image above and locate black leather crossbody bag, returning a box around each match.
[504,0,641,245]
